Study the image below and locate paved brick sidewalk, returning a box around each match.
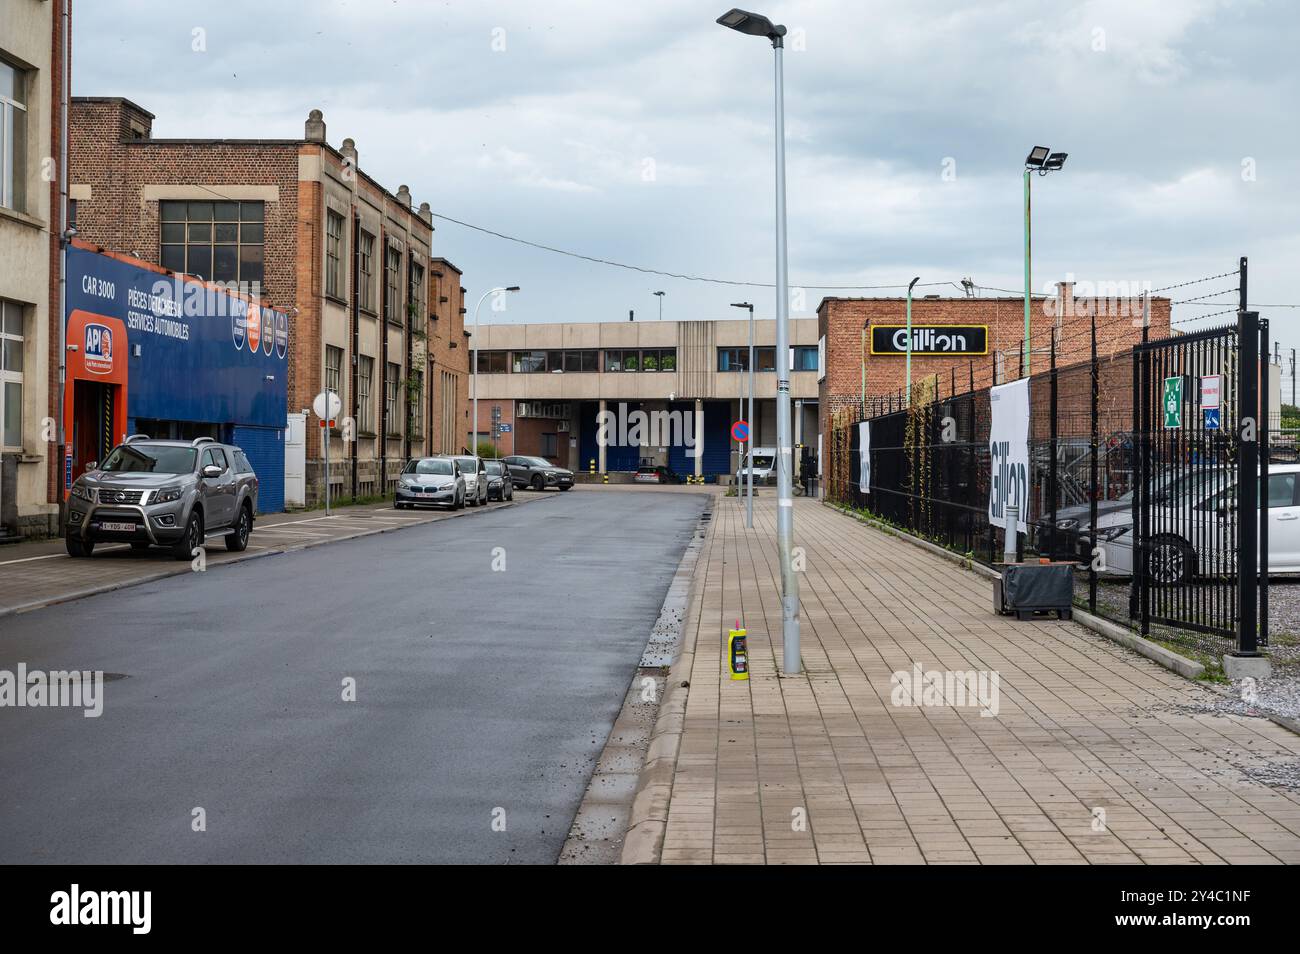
[658,495,1300,864]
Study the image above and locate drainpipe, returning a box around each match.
[859,322,866,418]
[380,227,389,495]
[349,211,359,503]
[56,0,71,525]
[405,251,413,463]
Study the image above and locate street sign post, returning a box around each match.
[312,390,342,516]
[1163,376,1183,429]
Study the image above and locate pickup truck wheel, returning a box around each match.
[225,504,252,552]
[172,511,203,561]
[65,536,94,558]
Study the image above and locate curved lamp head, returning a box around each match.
[717,8,787,44]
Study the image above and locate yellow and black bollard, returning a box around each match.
[589,458,596,475]
[602,473,609,484]
[728,622,749,680]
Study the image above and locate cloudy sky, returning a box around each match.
[73,0,1300,361]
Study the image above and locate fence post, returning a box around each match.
[1049,325,1058,561]
[1089,311,1099,615]
[1260,314,1270,649]
[1237,307,1259,657]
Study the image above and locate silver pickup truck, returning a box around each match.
[65,435,259,560]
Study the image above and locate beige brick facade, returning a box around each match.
[68,100,467,505]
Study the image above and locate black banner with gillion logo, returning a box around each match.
[870,324,988,356]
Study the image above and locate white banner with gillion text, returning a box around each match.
[858,420,870,493]
[988,378,1029,533]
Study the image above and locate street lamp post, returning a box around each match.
[731,302,755,528]
[471,285,520,455]
[1022,146,1067,377]
[654,290,665,320]
[718,7,801,675]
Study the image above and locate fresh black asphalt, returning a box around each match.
[0,489,708,863]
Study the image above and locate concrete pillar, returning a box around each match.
[694,398,704,479]
[598,399,607,474]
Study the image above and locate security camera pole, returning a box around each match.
[718,8,800,674]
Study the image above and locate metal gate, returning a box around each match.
[1131,311,1268,649]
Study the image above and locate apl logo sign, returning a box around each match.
[84,323,115,374]
[246,304,261,353]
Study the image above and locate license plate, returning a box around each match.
[100,521,136,532]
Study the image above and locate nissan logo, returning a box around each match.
[115,491,126,502]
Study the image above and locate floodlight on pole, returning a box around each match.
[654,290,665,320]
[1022,146,1066,377]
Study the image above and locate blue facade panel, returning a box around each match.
[65,246,289,508]
[231,425,285,514]
[66,247,288,428]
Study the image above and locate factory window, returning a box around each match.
[160,199,265,287]
[1,301,23,448]
[325,210,344,299]
[0,59,27,212]
[718,346,775,371]
[357,230,376,312]
[357,355,374,433]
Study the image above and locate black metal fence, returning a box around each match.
[832,307,1276,655]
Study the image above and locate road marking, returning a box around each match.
[0,544,129,566]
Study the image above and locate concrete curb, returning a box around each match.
[0,495,542,620]
[824,502,1207,681]
[619,499,715,865]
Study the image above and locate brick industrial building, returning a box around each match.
[68,98,469,507]
[816,282,1172,442]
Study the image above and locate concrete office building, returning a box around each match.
[471,317,820,479]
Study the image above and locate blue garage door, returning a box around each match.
[668,401,732,478]
[231,424,285,513]
[578,400,643,472]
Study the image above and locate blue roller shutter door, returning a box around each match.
[230,424,284,513]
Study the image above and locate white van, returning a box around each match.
[736,447,776,486]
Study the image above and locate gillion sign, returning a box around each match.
[870,324,988,356]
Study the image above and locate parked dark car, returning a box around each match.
[503,455,574,491]
[65,435,258,560]
[634,465,679,485]
[484,458,514,501]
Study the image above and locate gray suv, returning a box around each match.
[65,436,259,560]
[504,455,574,492]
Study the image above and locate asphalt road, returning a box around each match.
[0,488,707,863]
